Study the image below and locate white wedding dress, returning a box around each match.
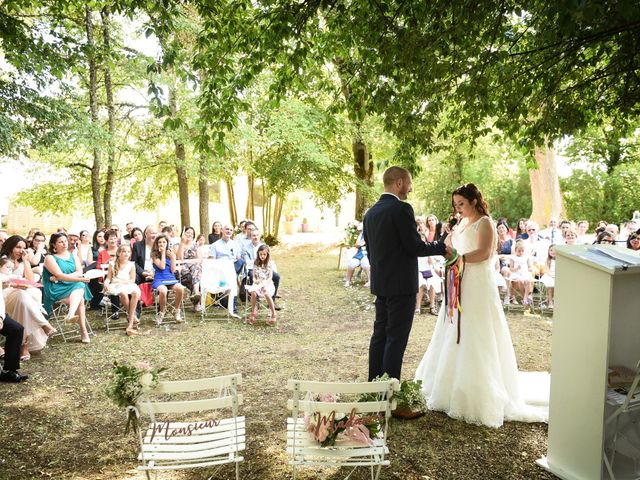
[415,216,549,428]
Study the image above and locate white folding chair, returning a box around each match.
[49,300,95,342]
[604,360,640,479]
[287,378,399,480]
[131,373,245,480]
[102,295,130,332]
[153,286,186,326]
[200,259,238,320]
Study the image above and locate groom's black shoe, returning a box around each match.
[0,370,29,383]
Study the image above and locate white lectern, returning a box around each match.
[537,245,640,479]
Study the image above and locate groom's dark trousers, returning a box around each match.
[364,193,446,380]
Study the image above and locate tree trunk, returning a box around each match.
[169,86,190,229]
[529,143,565,225]
[353,136,374,221]
[334,58,374,221]
[101,7,115,227]
[273,194,283,239]
[246,171,255,220]
[225,178,237,226]
[198,160,209,236]
[85,7,104,228]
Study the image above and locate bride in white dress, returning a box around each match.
[415,183,549,428]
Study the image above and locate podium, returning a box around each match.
[537,245,640,479]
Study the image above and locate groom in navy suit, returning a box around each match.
[363,166,449,381]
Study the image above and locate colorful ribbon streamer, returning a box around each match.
[444,254,465,344]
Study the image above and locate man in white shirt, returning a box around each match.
[523,221,550,276]
[238,221,257,254]
[0,282,28,382]
[211,224,245,274]
[242,229,262,272]
[540,218,562,245]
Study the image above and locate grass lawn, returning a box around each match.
[0,245,554,479]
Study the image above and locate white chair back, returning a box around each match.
[133,373,245,479]
[286,378,399,480]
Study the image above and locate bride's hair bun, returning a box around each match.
[451,183,490,217]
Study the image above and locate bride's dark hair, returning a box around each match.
[451,183,490,217]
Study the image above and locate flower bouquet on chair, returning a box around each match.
[105,361,166,433]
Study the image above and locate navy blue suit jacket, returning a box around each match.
[363,194,446,297]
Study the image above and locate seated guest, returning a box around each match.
[123,222,134,241]
[415,244,442,316]
[129,227,143,247]
[515,218,529,239]
[344,229,369,287]
[67,233,80,257]
[246,245,277,326]
[103,244,141,336]
[98,230,119,267]
[415,216,426,234]
[242,230,261,273]
[158,220,167,231]
[25,228,39,244]
[540,218,562,244]
[109,224,121,244]
[89,229,119,309]
[523,221,550,276]
[505,239,533,306]
[77,230,93,268]
[211,224,244,274]
[177,226,203,310]
[627,231,640,251]
[540,245,556,309]
[605,223,620,244]
[576,220,592,244]
[132,225,157,284]
[241,230,282,308]
[0,231,8,251]
[208,221,222,244]
[26,231,47,281]
[43,233,92,344]
[425,214,442,242]
[151,234,184,324]
[558,220,572,244]
[595,231,615,245]
[0,283,28,382]
[91,229,106,263]
[564,228,578,246]
[238,221,257,253]
[496,220,513,280]
[162,225,180,251]
[0,240,56,360]
[195,233,208,257]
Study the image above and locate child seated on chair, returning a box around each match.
[540,245,556,309]
[103,244,141,336]
[151,234,184,325]
[246,244,277,326]
[415,252,442,316]
[505,239,534,306]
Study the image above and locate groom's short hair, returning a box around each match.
[382,166,410,186]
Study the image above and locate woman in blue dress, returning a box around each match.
[43,233,93,343]
[151,234,185,324]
